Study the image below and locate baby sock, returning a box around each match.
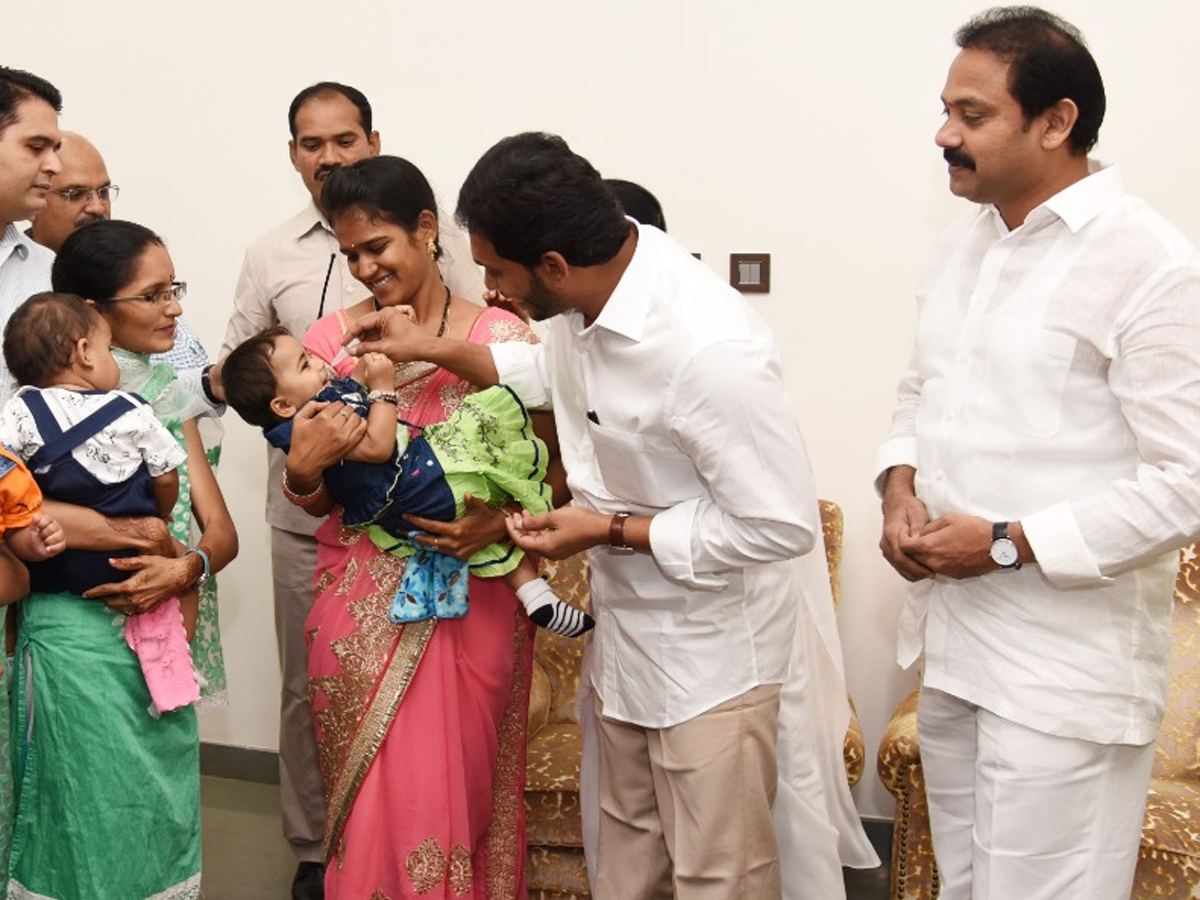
[516,577,595,638]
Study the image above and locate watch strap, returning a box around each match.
[609,512,633,550]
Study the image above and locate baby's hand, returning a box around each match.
[30,511,66,559]
[362,352,394,391]
[7,511,66,562]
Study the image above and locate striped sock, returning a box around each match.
[516,578,595,638]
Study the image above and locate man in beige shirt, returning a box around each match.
[214,81,482,900]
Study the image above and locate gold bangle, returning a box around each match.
[282,471,327,508]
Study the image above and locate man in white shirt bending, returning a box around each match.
[343,131,830,900]
[877,8,1200,900]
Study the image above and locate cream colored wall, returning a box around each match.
[5,0,1198,820]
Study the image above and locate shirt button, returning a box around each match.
[345,285,354,293]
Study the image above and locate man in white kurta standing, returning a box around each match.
[877,8,1200,900]
[210,81,482,900]
[343,130,860,900]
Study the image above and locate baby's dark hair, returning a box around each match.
[3,292,103,387]
[223,325,293,430]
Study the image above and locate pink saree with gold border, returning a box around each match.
[303,306,537,899]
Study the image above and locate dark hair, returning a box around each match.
[604,179,667,232]
[956,6,1105,154]
[456,132,630,268]
[3,292,102,387]
[52,220,165,300]
[223,326,292,430]
[321,156,442,259]
[0,67,62,135]
[288,82,372,140]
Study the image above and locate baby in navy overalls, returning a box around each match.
[0,293,198,713]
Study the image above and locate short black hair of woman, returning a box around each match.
[456,132,630,269]
[956,6,1105,155]
[3,292,102,388]
[52,220,165,301]
[287,82,372,140]
[321,156,442,260]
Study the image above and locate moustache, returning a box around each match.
[74,212,107,228]
[943,148,976,170]
[315,164,342,182]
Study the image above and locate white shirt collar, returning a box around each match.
[1,222,32,262]
[1041,160,1122,233]
[586,219,657,343]
[987,160,1122,236]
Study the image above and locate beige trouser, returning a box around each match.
[594,684,782,900]
[272,527,325,863]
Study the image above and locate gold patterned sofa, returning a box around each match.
[876,544,1200,900]
[525,500,864,900]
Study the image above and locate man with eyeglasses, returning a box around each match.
[27,132,114,253]
[0,66,62,407]
[211,80,482,900]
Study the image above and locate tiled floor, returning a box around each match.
[200,776,295,900]
[200,774,893,899]
[845,821,892,900]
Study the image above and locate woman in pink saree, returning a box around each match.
[282,156,547,899]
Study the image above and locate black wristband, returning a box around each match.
[200,364,221,406]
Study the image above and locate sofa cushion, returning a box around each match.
[527,722,582,793]
[526,789,584,847]
[527,845,589,897]
[1144,777,1200,859]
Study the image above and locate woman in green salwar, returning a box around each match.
[6,221,237,900]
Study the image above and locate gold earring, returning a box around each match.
[427,237,437,259]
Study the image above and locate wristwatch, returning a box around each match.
[608,512,635,554]
[989,522,1022,570]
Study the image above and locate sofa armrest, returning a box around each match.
[878,688,921,797]
[877,688,940,900]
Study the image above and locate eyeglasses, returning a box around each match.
[48,185,120,204]
[102,281,187,306]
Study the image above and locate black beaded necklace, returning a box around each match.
[372,285,451,336]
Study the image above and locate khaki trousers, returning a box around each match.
[594,684,782,900]
[272,527,325,863]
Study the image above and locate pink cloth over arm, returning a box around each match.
[124,597,200,714]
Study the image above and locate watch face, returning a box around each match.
[990,538,1019,567]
